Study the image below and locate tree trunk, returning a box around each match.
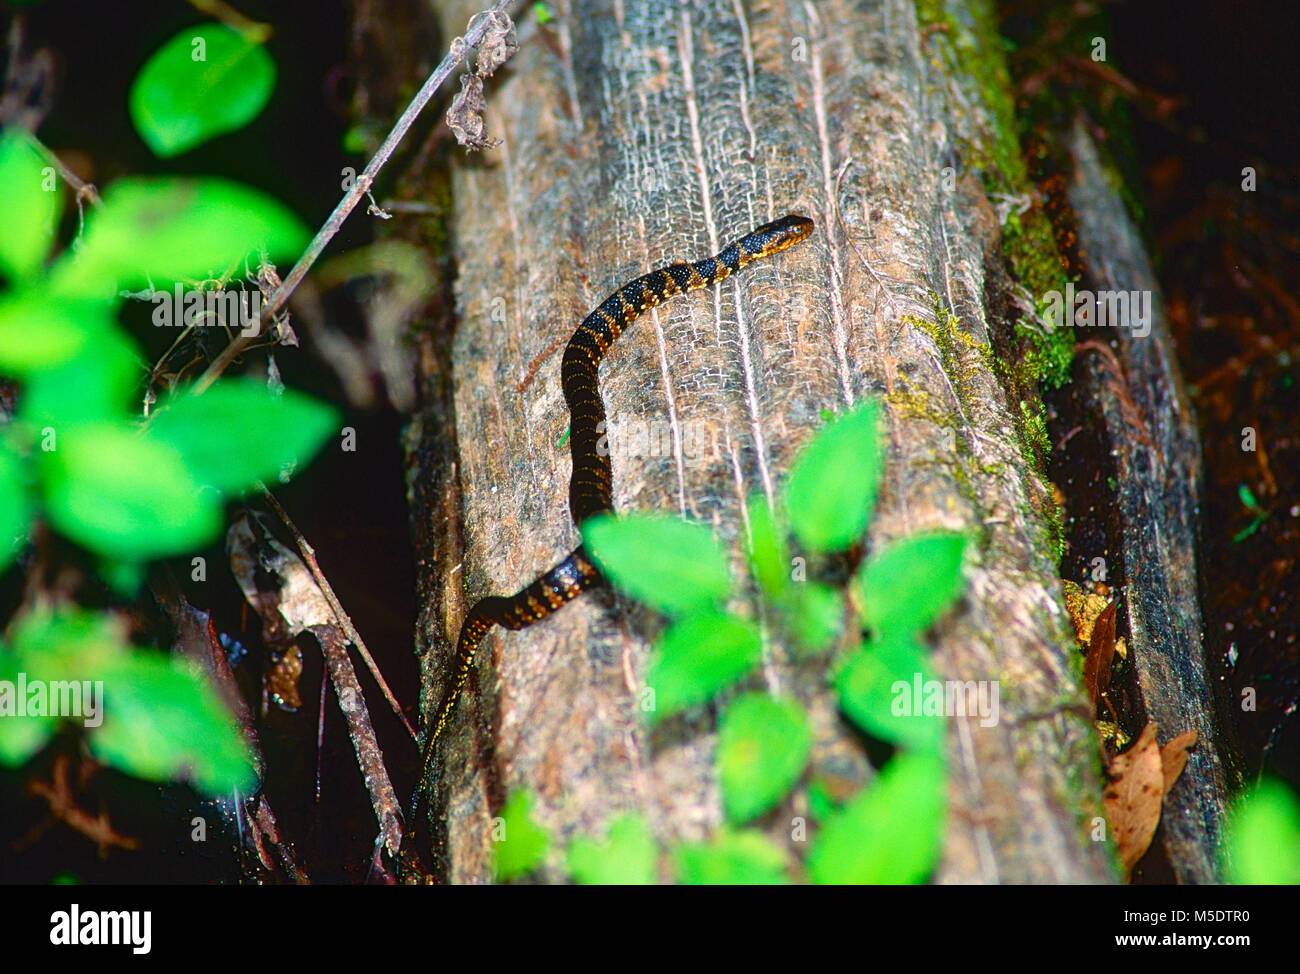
[398,0,1120,883]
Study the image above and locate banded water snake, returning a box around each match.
[412,214,814,819]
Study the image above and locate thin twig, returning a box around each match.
[260,485,417,742]
[192,0,519,394]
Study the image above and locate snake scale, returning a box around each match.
[413,214,814,807]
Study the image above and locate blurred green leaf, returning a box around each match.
[0,446,32,572]
[808,751,945,884]
[5,608,255,795]
[567,815,657,885]
[645,611,761,724]
[90,652,256,795]
[18,325,141,425]
[129,24,276,158]
[0,293,116,376]
[745,493,789,601]
[39,421,222,560]
[495,790,550,881]
[50,177,308,296]
[855,531,967,637]
[0,647,57,764]
[718,694,811,824]
[149,378,337,494]
[785,402,883,553]
[675,829,790,884]
[787,582,844,654]
[1225,778,1300,884]
[0,129,59,281]
[584,513,732,616]
[836,635,942,752]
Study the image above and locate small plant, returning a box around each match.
[490,401,969,883]
[0,20,334,797]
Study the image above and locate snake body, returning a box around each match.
[416,214,814,790]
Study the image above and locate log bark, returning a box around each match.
[402,0,1118,882]
[1065,118,1243,882]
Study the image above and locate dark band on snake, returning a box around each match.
[413,214,814,809]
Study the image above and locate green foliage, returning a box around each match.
[129,24,276,158]
[0,609,256,795]
[567,815,657,884]
[1225,778,1300,884]
[50,177,308,296]
[495,790,551,881]
[0,24,333,807]
[855,531,967,637]
[718,694,812,824]
[557,397,966,884]
[836,635,942,753]
[0,293,115,376]
[0,131,58,282]
[785,581,844,653]
[645,611,761,723]
[583,513,732,616]
[674,829,791,885]
[0,446,31,572]
[149,379,338,493]
[784,402,883,552]
[39,421,223,562]
[808,751,946,884]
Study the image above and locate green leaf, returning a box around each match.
[495,790,550,881]
[6,609,255,795]
[90,652,257,795]
[39,421,223,561]
[1225,778,1300,884]
[0,648,57,764]
[567,815,657,885]
[855,531,967,637]
[17,324,141,424]
[583,513,732,616]
[1,610,130,764]
[745,493,789,601]
[784,402,884,553]
[0,293,118,376]
[808,751,946,884]
[50,177,308,297]
[0,129,60,281]
[836,635,942,753]
[787,582,844,653]
[129,25,276,158]
[0,446,32,571]
[645,612,762,724]
[675,829,790,884]
[718,694,812,824]
[148,379,337,493]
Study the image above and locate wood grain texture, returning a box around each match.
[1067,118,1242,882]
[416,0,1114,883]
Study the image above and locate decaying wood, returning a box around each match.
[397,0,1118,882]
[1067,118,1243,882]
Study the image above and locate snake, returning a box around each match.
[412,214,814,812]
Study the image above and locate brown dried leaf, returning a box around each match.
[1103,722,1163,881]
[1063,580,1112,648]
[1083,601,1117,703]
[1160,730,1198,795]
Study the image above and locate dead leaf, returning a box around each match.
[1083,601,1117,704]
[1160,730,1198,795]
[1063,580,1112,648]
[1103,722,1163,881]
